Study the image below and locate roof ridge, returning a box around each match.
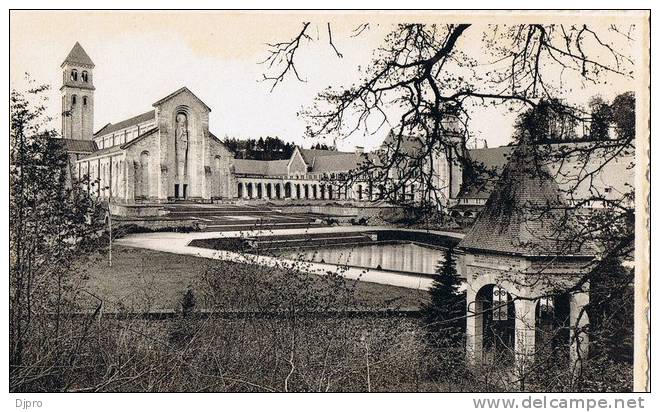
[152,87,211,111]
[458,145,597,257]
[94,110,155,137]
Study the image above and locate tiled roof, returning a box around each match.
[79,146,123,159]
[62,42,95,67]
[77,128,158,160]
[458,144,599,258]
[298,148,350,163]
[51,138,97,153]
[298,148,369,173]
[310,152,364,173]
[468,146,514,171]
[121,128,158,149]
[379,130,424,155]
[94,110,155,137]
[232,159,289,176]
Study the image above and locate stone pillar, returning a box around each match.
[125,159,134,202]
[514,298,537,375]
[466,288,483,366]
[570,290,590,368]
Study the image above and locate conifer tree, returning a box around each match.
[421,246,465,344]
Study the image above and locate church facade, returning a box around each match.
[60,43,233,202]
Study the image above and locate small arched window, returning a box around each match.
[81,71,89,82]
[72,95,77,105]
[70,69,78,81]
[83,96,87,106]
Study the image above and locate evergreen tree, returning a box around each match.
[588,254,634,364]
[181,287,197,317]
[421,246,465,343]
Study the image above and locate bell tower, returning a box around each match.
[60,42,95,140]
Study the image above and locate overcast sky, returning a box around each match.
[10,11,642,151]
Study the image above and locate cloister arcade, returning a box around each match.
[236,178,374,202]
[233,177,422,202]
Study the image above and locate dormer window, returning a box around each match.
[71,69,78,81]
[81,71,89,82]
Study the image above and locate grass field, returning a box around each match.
[79,245,430,313]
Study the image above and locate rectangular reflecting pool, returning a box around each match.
[280,242,444,276]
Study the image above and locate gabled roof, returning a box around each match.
[379,130,424,155]
[310,152,364,173]
[152,87,211,112]
[458,144,598,258]
[51,138,97,154]
[61,42,94,68]
[94,110,155,137]
[298,148,352,163]
[297,147,367,173]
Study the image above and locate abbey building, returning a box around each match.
[56,42,632,214]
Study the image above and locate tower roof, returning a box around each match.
[61,42,94,68]
[458,143,598,258]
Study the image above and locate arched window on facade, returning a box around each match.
[71,69,78,81]
[81,71,89,82]
[83,96,88,106]
[72,95,77,105]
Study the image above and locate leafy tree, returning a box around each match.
[611,91,635,140]
[588,96,614,140]
[10,81,105,391]
[513,99,579,143]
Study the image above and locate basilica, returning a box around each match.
[57,42,633,217]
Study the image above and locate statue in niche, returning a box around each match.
[175,113,189,178]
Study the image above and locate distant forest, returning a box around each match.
[223,136,331,160]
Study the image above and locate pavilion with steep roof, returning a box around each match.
[457,142,597,375]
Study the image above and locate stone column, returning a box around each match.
[570,290,590,368]
[514,298,537,375]
[125,159,134,202]
[466,287,483,366]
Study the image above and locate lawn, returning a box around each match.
[78,245,430,313]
